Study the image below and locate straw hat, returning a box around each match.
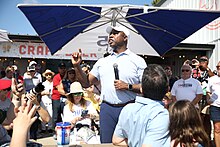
[42,69,55,77]
[67,82,84,96]
[164,92,172,100]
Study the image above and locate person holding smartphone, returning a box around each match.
[63,82,98,129]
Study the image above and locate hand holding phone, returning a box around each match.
[13,72,19,84]
[81,110,88,118]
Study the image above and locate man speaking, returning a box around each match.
[71,25,147,143]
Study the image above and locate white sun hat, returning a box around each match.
[67,82,84,96]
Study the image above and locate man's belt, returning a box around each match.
[102,100,135,107]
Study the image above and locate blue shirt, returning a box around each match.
[114,96,170,147]
[90,49,147,104]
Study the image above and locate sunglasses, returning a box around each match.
[182,69,190,72]
[200,59,208,62]
[72,92,83,96]
[46,74,52,76]
[216,66,220,70]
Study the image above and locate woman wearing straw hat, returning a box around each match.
[63,82,98,128]
[63,82,99,143]
[40,69,55,133]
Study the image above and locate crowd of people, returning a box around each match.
[0,25,219,147]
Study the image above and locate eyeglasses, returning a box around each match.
[182,69,190,72]
[72,92,83,96]
[216,66,220,70]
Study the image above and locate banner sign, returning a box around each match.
[0,42,103,60]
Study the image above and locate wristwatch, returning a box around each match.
[128,84,133,91]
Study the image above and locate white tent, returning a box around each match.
[0,29,12,42]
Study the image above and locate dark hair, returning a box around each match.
[169,100,209,147]
[64,68,75,77]
[141,64,168,100]
[164,65,171,70]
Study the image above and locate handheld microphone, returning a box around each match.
[113,63,119,80]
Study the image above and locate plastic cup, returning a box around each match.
[56,122,71,146]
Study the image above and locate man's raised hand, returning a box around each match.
[71,49,82,66]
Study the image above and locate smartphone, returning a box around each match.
[13,72,19,83]
[81,110,88,118]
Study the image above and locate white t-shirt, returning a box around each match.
[171,78,203,104]
[41,80,53,104]
[63,101,97,127]
[207,75,220,107]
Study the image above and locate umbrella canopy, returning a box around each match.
[18,4,220,57]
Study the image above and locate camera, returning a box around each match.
[81,110,88,118]
[24,82,45,102]
[29,82,45,96]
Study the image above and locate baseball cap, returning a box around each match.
[67,67,75,73]
[106,25,130,38]
[199,56,209,63]
[58,62,66,68]
[81,63,90,69]
[0,79,11,90]
[29,61,37,67]
[5,66,13,73]
[27,66,36,72]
